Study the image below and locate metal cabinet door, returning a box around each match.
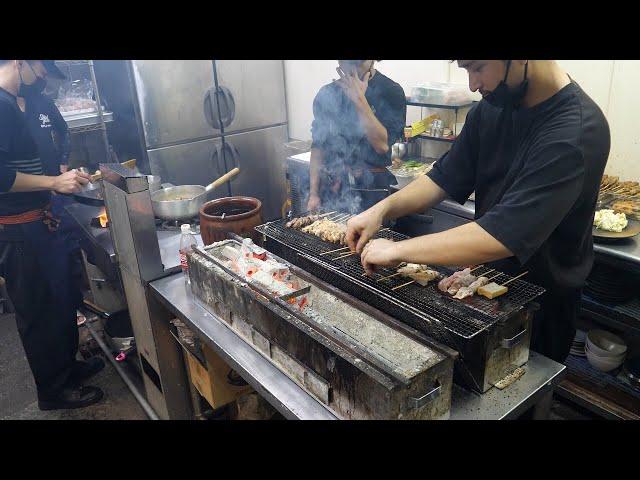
[130,60,221,148]
[214,60,287,133]
[147,137,230,197]
[223,125,288,221]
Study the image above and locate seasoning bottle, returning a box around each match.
[179,224,198,285]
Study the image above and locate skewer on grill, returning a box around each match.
[478,271,528,299]
[334,251,358,260]
[469,265,485,273]
[392,280,416,291]
[318,211,336,218]
[320,246,350,255]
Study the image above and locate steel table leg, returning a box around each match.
[531,389,554,420]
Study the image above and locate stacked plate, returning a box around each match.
[570,329,587,357]
[585,329,628,372]
[584,263,638,304]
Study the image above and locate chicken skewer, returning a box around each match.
[453,269,496,299]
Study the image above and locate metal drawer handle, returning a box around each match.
[409,381,441,410]
[501,327,527,349]
[90,277,107,283]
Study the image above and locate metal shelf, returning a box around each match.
[418,134,456,143]
[56,60,90,67]
[64,111,113,132]
[406,98,477,110]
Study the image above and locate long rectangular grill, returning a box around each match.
[256,217,545,342]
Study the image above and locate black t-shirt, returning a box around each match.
[311,71,406,188]
[0,88,50,216]
[24,94,69,176]
[428,80,610,361]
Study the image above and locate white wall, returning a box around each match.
[284,60,640,180]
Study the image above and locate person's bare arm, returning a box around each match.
[360,223,512,274]
[346,175,448,252]
[336,70,389,154]
[353,95,389,154]
[10,172,56,192]
[9,170,90,194]
[307,147,324,211]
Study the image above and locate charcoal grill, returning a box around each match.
[255,215,546,392]
[187,239,456,419]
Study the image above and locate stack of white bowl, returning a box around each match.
[585,329,627,372]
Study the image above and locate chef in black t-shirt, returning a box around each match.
[16,62,84,315]
[0,60,103,411]
[346,60,610,363]
[308,60,406,213]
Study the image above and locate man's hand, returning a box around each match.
[307,193,321,212]
[346,207,385,253]
[335,67,370,106]
[361,238,401,275]
[52,169,91,194]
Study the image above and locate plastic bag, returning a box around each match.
[55,79,98,114]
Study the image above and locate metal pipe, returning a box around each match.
[84,319,160,420]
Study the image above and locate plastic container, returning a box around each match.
[410,82,477,106]
[387,159,435,189]
[179,224,198,285]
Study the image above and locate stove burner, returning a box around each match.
[157,218,200,233]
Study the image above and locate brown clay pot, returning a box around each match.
[199,196,263,246]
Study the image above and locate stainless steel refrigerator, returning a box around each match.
[128,60,288,221]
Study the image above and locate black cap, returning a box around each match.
[41,60,66,80]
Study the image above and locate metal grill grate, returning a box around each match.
[256,216,545,340]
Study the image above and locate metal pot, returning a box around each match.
[151,168,240,221]
[147,175,161,193]
[391,142,407,159]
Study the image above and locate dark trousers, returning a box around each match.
[530,289,581,364]
[50,194,84,310]
[0,220,78,400]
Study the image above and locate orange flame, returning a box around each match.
[98,208,108,228]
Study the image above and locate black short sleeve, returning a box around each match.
[427,104,480,203]
[476,142,585,265]
[310,86,335,151]
[373,83,407,147]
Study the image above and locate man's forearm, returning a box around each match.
[309,148,323,197]
[10,172,55,192]
[354,98,389,154]
[375,175,448,221]
[393,221,513,266]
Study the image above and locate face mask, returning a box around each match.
[483,60,529,109]
[18,62,46,98]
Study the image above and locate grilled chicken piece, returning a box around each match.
[438,268,470,292]
[286,215,320,229]
[453,276,490,299]
[397,263,440,286]
[301,219,348,245]
[447,271,477,295]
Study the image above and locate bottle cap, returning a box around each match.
[181,224,191,234]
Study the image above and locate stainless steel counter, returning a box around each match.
[432,199,640,272]
[149,272,566,420]
[450,352,565,419]
[65,201,202,276]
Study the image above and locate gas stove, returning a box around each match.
[155,218,201,234]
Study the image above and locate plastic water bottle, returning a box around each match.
[179,224,198,285]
